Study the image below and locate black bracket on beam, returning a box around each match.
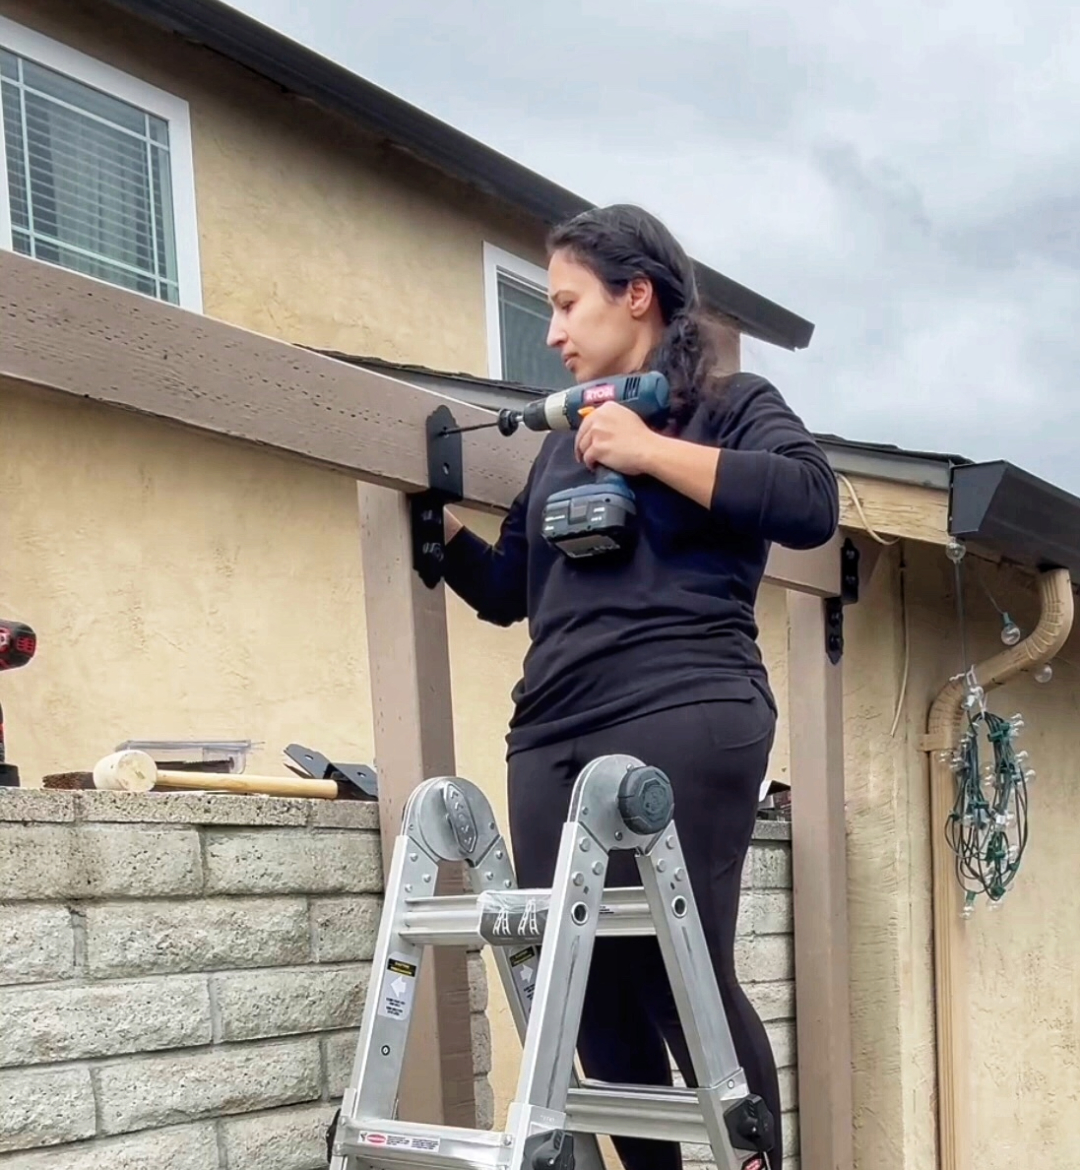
[412,405,463,589]
[825,537,861,664]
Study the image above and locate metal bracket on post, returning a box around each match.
[412,405,463,589]
[825,537,861,664]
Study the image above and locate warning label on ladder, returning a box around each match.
[378,954,417,1021]
[509,946,538,1004]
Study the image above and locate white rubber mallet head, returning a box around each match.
[93,749,158,792]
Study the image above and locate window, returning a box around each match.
[0,16,201,309]
[483,242,568,391]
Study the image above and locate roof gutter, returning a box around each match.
[948,460,1080,577]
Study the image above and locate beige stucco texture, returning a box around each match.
[0,0,549,370]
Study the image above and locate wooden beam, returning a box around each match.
[0,250,524,511]
[357,482,475,1128]
[0,252,840,596]
[786,592,854,1170]
[837,472,949,546]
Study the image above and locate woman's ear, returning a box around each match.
[626,276,656,320]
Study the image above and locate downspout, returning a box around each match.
[921,565,1074,1170]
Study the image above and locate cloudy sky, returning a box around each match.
[231,0,1080,490]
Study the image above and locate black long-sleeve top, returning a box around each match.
[442,372,840,756]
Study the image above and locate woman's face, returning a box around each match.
[545,248,663,383]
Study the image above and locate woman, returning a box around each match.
[441,204,838,1170]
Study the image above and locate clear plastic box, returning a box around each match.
[113,739,259,774]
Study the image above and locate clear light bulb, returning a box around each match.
[1023,768,1036,784]
[946,539,966,564]
[1009,714,1025,736]
[961,891,977,920]
[1034,663,1053,684]
[1000,614,1022,646]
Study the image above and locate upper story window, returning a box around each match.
[483,243,568,392]
[0,16,202,310]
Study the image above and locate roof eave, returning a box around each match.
[102,0,814,349]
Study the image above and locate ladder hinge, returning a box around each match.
[825,537,861,664]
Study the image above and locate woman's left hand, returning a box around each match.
[574,402,663,476]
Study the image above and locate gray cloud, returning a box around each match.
[229,0,1080,491]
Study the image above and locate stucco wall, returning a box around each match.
[0,0,550,371]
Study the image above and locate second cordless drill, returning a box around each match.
[497,371,671,560]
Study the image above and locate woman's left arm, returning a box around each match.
[575,377,840,550]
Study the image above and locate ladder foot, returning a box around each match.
[524,1130,574,1170]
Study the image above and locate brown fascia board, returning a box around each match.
[100,0,815,350]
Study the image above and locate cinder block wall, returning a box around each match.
[0,788,492,1167]
[680,821,799,1170]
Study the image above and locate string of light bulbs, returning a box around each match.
[939,539,1046,917]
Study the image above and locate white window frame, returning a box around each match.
[0,14,203,311]
[482,241,551,381]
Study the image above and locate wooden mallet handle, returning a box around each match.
[92,749,340,799]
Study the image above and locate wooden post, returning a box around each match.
[357,482,476,1129]
[786,592,853,1170]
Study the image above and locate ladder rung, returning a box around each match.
[399,886,656,946]
[565,1080,709,1144]
[335,1119,506,1170]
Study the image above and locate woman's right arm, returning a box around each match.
[440,478,531,627]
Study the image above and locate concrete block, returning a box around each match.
[735,934,795,984]
[211,964,369,1042]
[474,1076,495,1131]
[0,1066,96,1153]
[84,897,310,978]
[467,953,488,1014]
[0,790,74,823]
[75,790,309,826]
[95,1037,322,1135]
[203,830,381,896]
[746,980,796,1022]
[0,824,202,901]
[0,1122,219,1169]
[310,895,381,963]
[0,975,211,1067]
[752,845,792,890]
[322,1029,359,1099]
[0,904,75,985]
[739,890,793,936]
[471,1011,492,1077]
[306,802,380,830]
[778,1064,798,1113]
[766,1019,796,1070]
[220,1101,336,1170]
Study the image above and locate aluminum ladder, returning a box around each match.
[328,753,776,1170]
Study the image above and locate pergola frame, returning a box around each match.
[1,250,853,1170]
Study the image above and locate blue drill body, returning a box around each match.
[508,372,671,559]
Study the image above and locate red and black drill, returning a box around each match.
[0,619,37,786]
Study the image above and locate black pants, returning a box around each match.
[507,695,781,1170]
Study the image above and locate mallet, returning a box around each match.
[92,749,373,800]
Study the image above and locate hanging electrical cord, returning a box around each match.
[944,701,1033,917]
[939,539,1040,916]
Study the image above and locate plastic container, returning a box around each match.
[113,739,259,774]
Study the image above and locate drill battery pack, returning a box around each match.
[541,478,637,559]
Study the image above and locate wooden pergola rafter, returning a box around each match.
[0,250,853,1170]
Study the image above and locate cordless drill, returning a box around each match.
[0,619,37,786]
[497,371,671,560]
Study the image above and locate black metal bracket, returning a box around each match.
[411,405,464,589]
[283,743,378,800]
[825,537,861,664]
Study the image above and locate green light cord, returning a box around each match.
[944,707,1033,918]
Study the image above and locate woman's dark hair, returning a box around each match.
[546,203,730,427]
